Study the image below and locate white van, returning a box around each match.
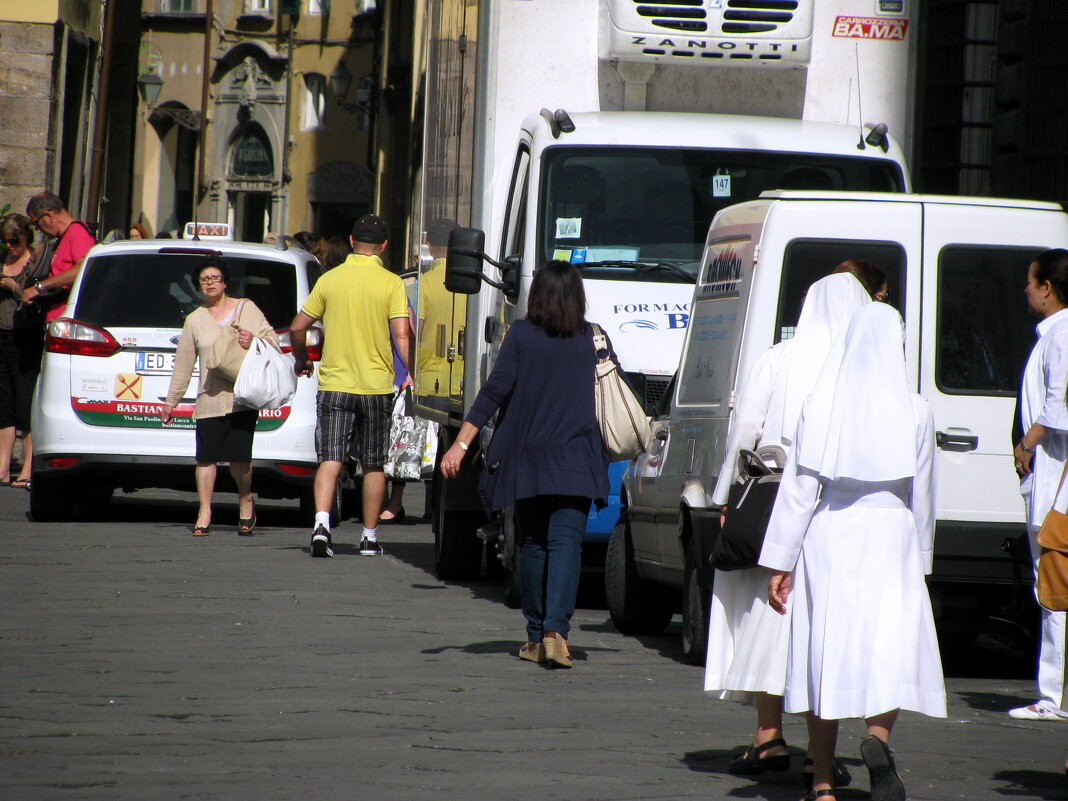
[611,190,1068,664]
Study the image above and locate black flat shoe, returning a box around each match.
[802,757,852,791]
[728,737,790,775]
[379,507,405,524]
[860,735,906,801]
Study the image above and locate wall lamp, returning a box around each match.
[330,62,374,130]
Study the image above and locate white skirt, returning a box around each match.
[784,502,947,720]
[703,565,790,701]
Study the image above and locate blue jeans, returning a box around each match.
[516,495,588,643]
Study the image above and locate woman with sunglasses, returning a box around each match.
[0,214,45,489]
[159,257,278,536]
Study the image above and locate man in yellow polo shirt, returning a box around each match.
[289,214,413,558]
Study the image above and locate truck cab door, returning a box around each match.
[919,204,1053,537]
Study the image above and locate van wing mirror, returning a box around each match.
[445,228,487,295]
[445,227,520,302]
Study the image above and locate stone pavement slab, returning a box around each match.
[0,484,1064,800]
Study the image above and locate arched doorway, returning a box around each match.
[227,124,274,242]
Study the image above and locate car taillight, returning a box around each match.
[276,463,315,476]
[276,326,323,361]
[45,319,121,357]
[46,457,81,469]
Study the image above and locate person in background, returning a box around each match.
[159,257,278,536]
[832,258,889,302]
[289,214,413,558]
[0,214,45,489]
[705,273,870,790]
[1011,248,1068,722]
[294,231,329,266]
[129,222,148,240]
[380,298,418,524]
[323,236,350,270]
[20,192,95,321]
[761,303,946,801]
[439,261,622,669]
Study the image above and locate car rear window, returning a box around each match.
[74,253,298,330]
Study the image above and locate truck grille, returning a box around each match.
[631,0,798,35]
[626,372,673,415]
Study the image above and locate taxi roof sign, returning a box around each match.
[183,222,234,241]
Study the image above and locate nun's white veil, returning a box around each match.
[773,272,872,444]
[796,302,917,482]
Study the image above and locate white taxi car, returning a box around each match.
[30,226,324,521]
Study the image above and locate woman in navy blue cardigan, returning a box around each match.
[440,261,621,668]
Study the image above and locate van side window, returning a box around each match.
[936,246,1036,395]
[776,240,906,342]
[499,145,530,262]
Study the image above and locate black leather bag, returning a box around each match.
[710,448,783,571]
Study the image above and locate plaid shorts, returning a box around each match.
[315,390,393,467]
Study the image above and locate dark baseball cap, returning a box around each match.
[351,214,388,243]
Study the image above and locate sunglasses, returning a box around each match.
[4,238,21,247]
[28,212,50,230]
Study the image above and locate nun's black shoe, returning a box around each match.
[802,757,852,791]
[728,737,790,775]
[860,735,906,801]
[379,507,405,524]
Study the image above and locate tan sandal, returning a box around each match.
[518,641,545,663]
[542,632,572,668]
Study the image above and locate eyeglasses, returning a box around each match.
[199,275,224,285]
[4,238,21,247]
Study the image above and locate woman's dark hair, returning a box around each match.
[192,256,229,285]
[324,236,350,269]
[0,213,34,249]
[1033,249,1068,305]
[526,260,587,337]
[832,259,886,299]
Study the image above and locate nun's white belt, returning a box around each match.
[819,485,909,510]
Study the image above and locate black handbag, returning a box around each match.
[710,448,784,571]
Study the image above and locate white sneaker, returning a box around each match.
[1007,700,1068,721]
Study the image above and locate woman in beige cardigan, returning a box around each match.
[160,257,278,536]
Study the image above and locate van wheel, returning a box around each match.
[605,517,674,634]
[298,479,341,528]
[30,476,74,522]
[434,510,484,580]
[682,536,711,665]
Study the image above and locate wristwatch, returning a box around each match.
[1019,439,1034,454]
[457,441,469,451]
[34,281,44,292]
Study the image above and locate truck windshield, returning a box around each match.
[539,146,905,281]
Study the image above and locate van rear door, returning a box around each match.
[918,202,1068,568]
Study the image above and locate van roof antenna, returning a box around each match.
[855,43,866,150]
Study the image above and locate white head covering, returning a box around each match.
[773,272,872,444]
[796,302,917,481]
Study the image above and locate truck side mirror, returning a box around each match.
[445,228,486,295]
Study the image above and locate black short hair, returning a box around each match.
[1033,249,1068,305]
[192,255,229,285]
[526,260,587,337]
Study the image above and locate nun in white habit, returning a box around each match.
[760,303,946,801]
[704,272,870,779]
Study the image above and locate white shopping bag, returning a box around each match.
[233,338,298,410]
[385,388,439,480]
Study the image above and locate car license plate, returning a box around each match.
[136,352,176,374]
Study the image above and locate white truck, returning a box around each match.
[404,0,918,587]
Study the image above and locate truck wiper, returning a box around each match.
[588,260,697,283]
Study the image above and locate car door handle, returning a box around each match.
[936,430,978,451]
[655,429,668,442]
